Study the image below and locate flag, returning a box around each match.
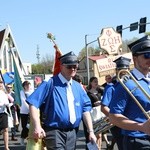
[13,58,23,106]
[2,72,14,84]
[53,44,62,76]
[47,33,63,75]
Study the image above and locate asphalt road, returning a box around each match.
[0,122,118,150]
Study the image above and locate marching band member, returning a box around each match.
[26,51,97,150]
[101,56,131,150]
[109,35,150,150]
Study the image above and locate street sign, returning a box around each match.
[98,27,122,55]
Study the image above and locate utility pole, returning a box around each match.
[36,45,40,63]
[85,35,97,84]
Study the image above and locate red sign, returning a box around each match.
[98,27,122,55]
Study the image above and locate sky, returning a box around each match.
[0,0,150,64]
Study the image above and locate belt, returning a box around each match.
[125,135,150,141]
[137,136,150,140]
[44,126,78,132]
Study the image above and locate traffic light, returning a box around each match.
[139,17,147,33]
[116,25,123,36]
[130,22,138,31]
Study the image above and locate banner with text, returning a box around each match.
[96,53,134,76]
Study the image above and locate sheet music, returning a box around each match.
[87,141,99,150]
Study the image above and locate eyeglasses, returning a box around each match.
[7,87,12,89]
[106,77,111,80]
[64,65,78,69]
[143,52,150,59]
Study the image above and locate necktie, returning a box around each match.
[66,82,76,124]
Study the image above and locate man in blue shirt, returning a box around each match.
[109,35,150,150]
[101,56,131,150]
[26,51,97,150]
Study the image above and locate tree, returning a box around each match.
[31,37,143,75]
[78,37,142,60]
[78,46,102,60]
[145,32,150,36]
[32,53,54,74]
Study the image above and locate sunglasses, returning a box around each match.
[143,52,150,59]
[7,87,12,89]
[65,65,78,69]
[106,77,111,80]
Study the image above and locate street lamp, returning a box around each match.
[85,35,97,84]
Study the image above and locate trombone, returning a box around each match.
[117,69,150,119]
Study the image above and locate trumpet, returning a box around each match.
[117,69,150,119]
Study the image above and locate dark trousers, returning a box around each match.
[10,106,16,136]
[110,126,123,150]
[20,114,29,139]
[44,128,77,150]
[123,136,150,150]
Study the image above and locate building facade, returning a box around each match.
[77,53,134,85]
[0,25,30,81]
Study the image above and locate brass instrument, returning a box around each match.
[117,69,150,119]
[93,117,114,135]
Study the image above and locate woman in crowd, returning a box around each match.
[20,80,33,145]
[85,76,107,150]
[0,80,10,150]
[6,84,19,141]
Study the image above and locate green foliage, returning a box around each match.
[32,53,54,74]
[78,37,141,59]
[31,36,143,74]
[145,32,150,36]
[78,46,102,60]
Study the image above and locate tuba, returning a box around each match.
[117,69,150,119]
[93,117,114,135]
[91,105,114,135]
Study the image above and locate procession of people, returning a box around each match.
[0,35,150,150]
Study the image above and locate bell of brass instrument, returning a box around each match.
[93,117,114,135]
[117,69,150,119]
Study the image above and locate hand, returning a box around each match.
[122,75,130,83]
[33,126,46,141]
[88,131,97,144]
[141,119,150,135]
[94,101,101,107]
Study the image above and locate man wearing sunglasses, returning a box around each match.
[109,35,150,150]
[26,51,97,150]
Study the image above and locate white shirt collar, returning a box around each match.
[132,68,150,80]
[58,73,72,85]
[107,83,114,86]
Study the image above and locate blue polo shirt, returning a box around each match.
[101,83,115,107]
[27,73,92,129]
[110,68,150,137]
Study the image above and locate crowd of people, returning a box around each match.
[0,76,41,150]
[0,35,150,150]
